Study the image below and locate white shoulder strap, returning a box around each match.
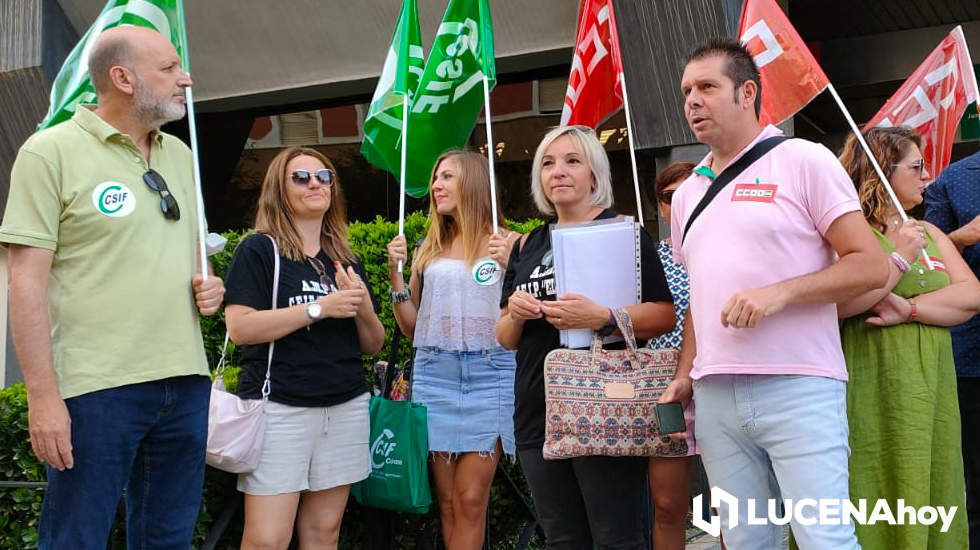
[260,234,281,399]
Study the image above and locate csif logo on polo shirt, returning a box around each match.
[92,181,136,217]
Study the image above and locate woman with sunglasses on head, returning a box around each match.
[386,150,518,550]
[645,161,700,550]
[837,127,980,549]
[496,126,676,549]
[223,146,385,550]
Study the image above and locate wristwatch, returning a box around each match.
[306,302,323,322]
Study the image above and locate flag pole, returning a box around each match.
[619,73,644,227]
[482,74,500,231]
[397,94,408,272]
[826,83,931,267]
[176,0,208,281]
[184,87,208,281]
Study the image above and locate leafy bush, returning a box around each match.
[1,215,545,549]
[0,384,42,548]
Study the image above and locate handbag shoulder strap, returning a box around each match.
[215,234,280,399]
[260,234,281,399]
[681,135,788,245]
[216,332,231,374]
[381,327,402,398]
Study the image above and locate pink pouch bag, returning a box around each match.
[206,234,280,473]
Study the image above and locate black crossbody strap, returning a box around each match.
[681,135,789,245]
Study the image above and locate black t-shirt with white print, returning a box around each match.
[499,208,673,451]
[224,233,377,407]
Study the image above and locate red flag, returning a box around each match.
[866,26,979,178]
[738,0,829,126]
[560,0,623,127]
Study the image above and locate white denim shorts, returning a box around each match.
[238,393,370,495]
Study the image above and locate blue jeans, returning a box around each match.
[38,375,210,550]
[412,346,516,455]
[693,374,859,550]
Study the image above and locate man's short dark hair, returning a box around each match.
[685,38,762,119]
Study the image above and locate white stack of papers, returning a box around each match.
[551,217,640,348]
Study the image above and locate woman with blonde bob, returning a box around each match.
[224,146,385,549]
[837,126,980,549]
[497,126,676,549]
[386,150,519,549]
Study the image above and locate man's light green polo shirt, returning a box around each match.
[0,106,209,398]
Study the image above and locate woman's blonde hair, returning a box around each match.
[254,146,356,263]
[413,150,505,271]
[530,125,613,216]
[838,126,921,232]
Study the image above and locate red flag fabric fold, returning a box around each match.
[560,0,623,128]
[738,0,829,126]
[866,26,979,178]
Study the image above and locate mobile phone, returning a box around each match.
[655,402,686,434]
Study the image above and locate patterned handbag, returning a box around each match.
[542,308,688,459]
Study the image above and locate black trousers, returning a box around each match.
[518,448,649,550]
[959,377,980,549]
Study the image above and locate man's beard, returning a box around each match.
[132,78,186,127]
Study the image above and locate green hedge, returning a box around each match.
[0,384,42,548]
[0,213,544,549]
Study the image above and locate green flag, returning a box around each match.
[400,0,496,198]
[403,0,495,198]
[37,0,185,130]
[360,0,425,181]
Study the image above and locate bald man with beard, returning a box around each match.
[1,26,224,549]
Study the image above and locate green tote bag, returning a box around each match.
[351,396,431,514]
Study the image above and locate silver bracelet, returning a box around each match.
[390,286,411,303]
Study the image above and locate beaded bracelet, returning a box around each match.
[889,251,911,273]
[907,298,918,322]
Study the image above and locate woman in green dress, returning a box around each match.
[837,126,980,549]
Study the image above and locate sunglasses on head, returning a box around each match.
[142,169,180,221]
[567,124,597,135]
[290,169,335,187]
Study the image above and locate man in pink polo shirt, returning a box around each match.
[661,39,889,548]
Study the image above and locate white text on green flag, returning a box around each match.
[401,0,495,198]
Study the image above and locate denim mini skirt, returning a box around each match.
[411,346,516,455]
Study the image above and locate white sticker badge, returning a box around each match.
[92,182,136,217]
[472,259,502,286]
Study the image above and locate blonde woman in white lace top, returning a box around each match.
[386,150,519,550]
